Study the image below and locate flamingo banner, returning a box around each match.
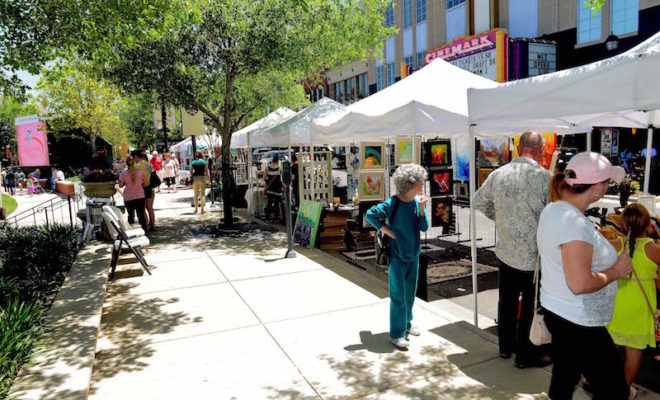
[15,115,49,167]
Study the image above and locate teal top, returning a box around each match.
[191,159,207,177]
[366,196,429,262]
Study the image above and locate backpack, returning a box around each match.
[374,196,401,267]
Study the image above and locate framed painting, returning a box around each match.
[360,141,385,170]
[430,169,453,196]
[395,137,422,165]
[425,140,452,167]
[358,171,385,201]
[478,167,495,188]
[453,136,470,181]
[431,197,453,232]
[478,138,509,167]
[293,200,323,249]
[453,182,469,199]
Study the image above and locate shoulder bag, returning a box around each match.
[375,196,401,267]
[529,255,552,345]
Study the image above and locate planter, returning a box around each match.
[56,181,76,196]
[82,182,117,198]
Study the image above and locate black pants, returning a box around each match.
[497,260,536,361]
[544,310,629,400]
[125,198,147,232]
[266,192,283,222]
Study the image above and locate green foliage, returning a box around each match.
[36,62,125,151]
[1,194,18,216]
[116,93,160,150]
[64,176,80,183]
[0,298,43,398]
[586,0,605,15]
[0,95,40,163]
[0,224,80,308]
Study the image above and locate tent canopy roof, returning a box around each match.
[230,107,295,148]
[468,31,660,133]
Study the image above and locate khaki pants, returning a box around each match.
[192,176,206,209]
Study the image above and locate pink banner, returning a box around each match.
[15,115,49,167]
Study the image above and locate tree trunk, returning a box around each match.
[220,71,236,228]
[90,133,97,153]
[161,97,169,150]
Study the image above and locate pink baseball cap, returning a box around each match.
[565,152,626,185]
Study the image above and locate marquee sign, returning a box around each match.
[425,28,508,82]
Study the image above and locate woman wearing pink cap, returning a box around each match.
[537,152,634,400]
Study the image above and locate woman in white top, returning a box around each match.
[162,152,179,193]
[537,152,633,400]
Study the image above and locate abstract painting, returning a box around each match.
[513,133,557,170]
[430,170,453,196]
[478,138,509,167]
[425,140,452,167]
[358,171,385,201]
[395,137,421,165]
[293,200,323,249]
[431,197,453,233]
[360,141,385,170]
[453,136,470,181]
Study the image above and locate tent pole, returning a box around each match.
[469,125,479,327]
[644,121,654,194]
[586,130,592,152]
[247,133,252,196]
[386,139,391,198]
[310,138,315,200]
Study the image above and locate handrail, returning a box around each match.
[3,191,85,228]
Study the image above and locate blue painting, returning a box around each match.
[453,137,470,181]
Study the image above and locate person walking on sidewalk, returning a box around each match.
[119,157,148,232]
[366,164,429,349]
[150,151,163,193]
[162,152,179,193]
[191,150,210,214]
[473,131,552,368]
[538,152,633,400]
[263,155,284,223]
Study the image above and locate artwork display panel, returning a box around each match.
[360,141,385,170]
[430,169,453,196]
[478,138,509,167]
[358,171,385,201]
[293,200,323,249]
[431,197,453,233]
[395,137,422,165]
[424,140,452,167]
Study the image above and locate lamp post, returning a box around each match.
[605,32,619,52]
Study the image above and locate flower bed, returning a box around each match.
[0,224,80,397]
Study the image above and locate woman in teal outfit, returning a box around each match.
[366,164,429,349]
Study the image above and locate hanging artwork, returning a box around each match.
[453,136,470,181]
[358,171,385,201]
[425,140,452,167]
[395,137,422,165]
[430,170,453,196]
[293,200,323,249]
[453,182,469,199]
[298,151,333,204]
[431,197,453,233]
[360,141,385,170]
[478,138,509,167]
[513,133,557,169]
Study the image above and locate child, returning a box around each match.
[607,203,660,394]
[27,177,35,197]
[366,164,429,349]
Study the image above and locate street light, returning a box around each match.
[605,32,619,51]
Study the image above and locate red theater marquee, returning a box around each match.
[425,29,508,82]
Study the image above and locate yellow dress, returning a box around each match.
[607,237,658,349]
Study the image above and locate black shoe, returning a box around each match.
[499,351,512,359]
[514,354,552,369]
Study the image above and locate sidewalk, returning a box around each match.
[86,189,654,399]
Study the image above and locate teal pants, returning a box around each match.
[389,257,419,339]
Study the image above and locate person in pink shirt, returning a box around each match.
[119,157,148,231]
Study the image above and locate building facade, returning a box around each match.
[315,0,660,105]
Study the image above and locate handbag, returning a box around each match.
[374,196,400,267]
[150,170,162,189]
[529,255,552,345]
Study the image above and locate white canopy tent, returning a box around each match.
[230,107,296,149]
[468,30,660,193]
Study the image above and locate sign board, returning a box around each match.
[293,200,323,249]
[528,43,556,76]
[425,28,508,82]
[601,128,612,157]
[153,106,176,130]
[611,129,619,156]
[181,107,205,136]
[15,115,49,167]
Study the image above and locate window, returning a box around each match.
[446,0,467,43]
[577,0,602,44]
[387,62,395,86]
[346,77,355,102]
[385,2,394,27]
[404,56,413,69]
[403,0,413,28]
[416,0,426,23]
[611,0,638,35]
[416,51,426,68]
[335,81,344,103]
[509,0,538,38]
[446,0,465,10]
[377,65,385,91]
[358,73,368,98]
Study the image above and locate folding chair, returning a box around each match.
[102,211,152,280]
[102,206,146,238]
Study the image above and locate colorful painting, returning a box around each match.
[293,200,323,249]
[395,137,422,165]
[358,171,385,201]
[453,136,470,181]
[432,197,453,233]
[425,140,452,167]
[513,133,557,170]
[360,142,385,169]
[430,170,453,196]
[14,115,50,167]
[478,138,509,167]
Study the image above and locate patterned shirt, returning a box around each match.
[473,157,551,271]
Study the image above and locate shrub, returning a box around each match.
[0,298,43,398]
[0,224,80,309]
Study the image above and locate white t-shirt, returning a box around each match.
[163,160,177,178]
[537,201,618,327]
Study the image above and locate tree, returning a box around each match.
[101,0,395,227]
[586,0,605,15]
[116,93,160,151]
[36,62,125,151]
[0,95,40,163]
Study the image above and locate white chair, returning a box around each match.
[102,211,151,279]
[102,206,145,238]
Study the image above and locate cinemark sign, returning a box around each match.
[425,32,496,65]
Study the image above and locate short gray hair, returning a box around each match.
[392,164,427,195]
